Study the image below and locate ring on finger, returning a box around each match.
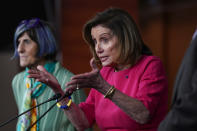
[76,84,79,90]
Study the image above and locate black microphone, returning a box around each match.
[26,91,72,130]
[0,93,62,128]
[60,91,73,100]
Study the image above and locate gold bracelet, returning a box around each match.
[104,86,116,99]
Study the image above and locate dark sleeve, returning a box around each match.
[158,70,197,131]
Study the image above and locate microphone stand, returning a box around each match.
[26,92,72,130]
[0,93,61,128]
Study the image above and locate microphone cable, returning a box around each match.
[26,92,72,130]
[0,93,62,128]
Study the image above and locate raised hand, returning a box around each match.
[66,58,110,94]
[28,65,62,93]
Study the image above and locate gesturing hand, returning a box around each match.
[28,65,62,93]
[66,58,110,94]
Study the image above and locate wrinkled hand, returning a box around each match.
[66,58,110,94]
[28,65,62,93]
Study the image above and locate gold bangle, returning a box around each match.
[104,86,116,99]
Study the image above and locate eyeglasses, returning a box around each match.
[17,18,40,29]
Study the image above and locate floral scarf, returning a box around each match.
[17,62,56,131]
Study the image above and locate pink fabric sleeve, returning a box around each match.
[136,59,168,116]
[79,89,96,126]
